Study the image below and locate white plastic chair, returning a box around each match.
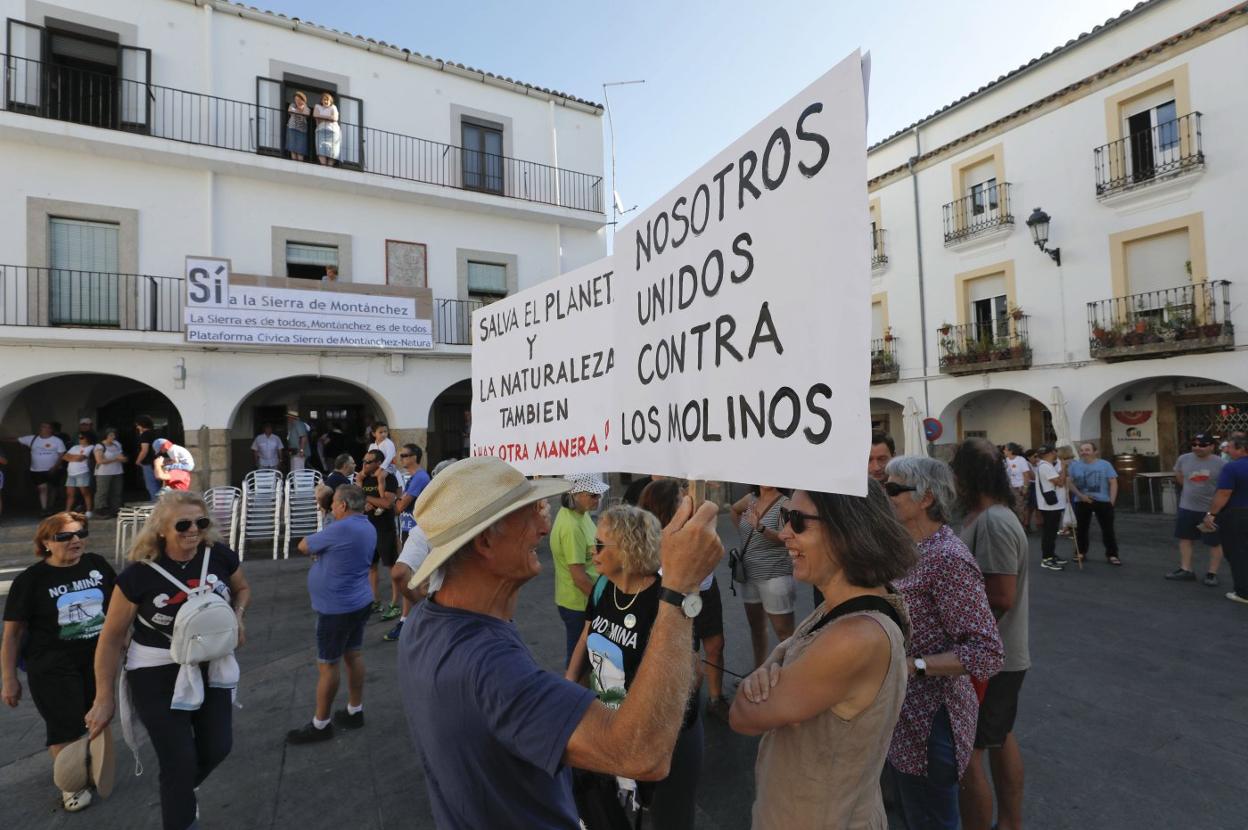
[240,469,284,560]
[113,503,155,567]
[283,469,324,557]
[203,486,242,551]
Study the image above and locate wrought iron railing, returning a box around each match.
[434,298,484,346]
[871,228,887,268]
[1087,280,1233,360]
[870,336,898,382]
[1094,112,1203,197]
[0,264,183,331]
[1,53,603,213]
[942,182,1014,245]
[937,316,1031,374]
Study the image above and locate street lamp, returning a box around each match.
[1025,207,1061,266]
[602,80,645,228]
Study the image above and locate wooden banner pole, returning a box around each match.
[689,480,706,511]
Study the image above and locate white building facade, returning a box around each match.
[0,0,606,499]
[867,0,1248,496]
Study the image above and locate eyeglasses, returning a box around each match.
[594,539,616,552]
[779,507,823,534]
[1194,442,1214,448]
[174,517,212,532]
[363,458,381,465]
[52,529,89,542]
[883,482,918,498]
[399,452,414,458]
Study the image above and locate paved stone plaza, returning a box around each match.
[1,508,1245,829]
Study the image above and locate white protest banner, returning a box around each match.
[184,257,433,351]
[470,259,617,472]
[471,51,870,495]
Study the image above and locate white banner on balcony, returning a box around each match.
[183,257,432,350]
[469,51,871,495]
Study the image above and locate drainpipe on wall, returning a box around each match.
[906,127,931,420]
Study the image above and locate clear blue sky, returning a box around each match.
[260,0,1134,229]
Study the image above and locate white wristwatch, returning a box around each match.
[913,657,928,677]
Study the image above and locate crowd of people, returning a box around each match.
[2,426,1246,830]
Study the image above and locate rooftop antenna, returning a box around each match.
[602,80,645,229]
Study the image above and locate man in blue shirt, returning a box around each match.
[288,484,377,744]
[1067,441,1121,565]
[382,444,433,638]
[1206,435,1248,604]
[397,457,723,830]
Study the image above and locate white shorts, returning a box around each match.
[739,574,796,615]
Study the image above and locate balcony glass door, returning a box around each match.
[49,218,120,326]
[337,94,362,169]
[5,19,44,111]
[462,120,504,194]
[256,77,282,154]
[118,45,151,132]
[1127,99,1177,184]
[972,295,1007,344]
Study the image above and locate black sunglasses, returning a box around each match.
[593,539,615,552]
[174,517,212,532]
[779,507,823,534]
[399,452,414,458]
[883,482,918,498]
[52,528,89,542]
[1194,442,1214,448]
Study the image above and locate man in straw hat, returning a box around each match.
[397,457,722,829]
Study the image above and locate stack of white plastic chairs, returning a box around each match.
[203,486,242,551]
[240,469,284,560]
[283,469,324,557]
[114,503,156,567]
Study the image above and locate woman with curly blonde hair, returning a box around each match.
[85,491,250,830]
[565,504,702,829]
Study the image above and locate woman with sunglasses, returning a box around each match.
[565,504,702,829]
[882,457,1003,830]
[2,513,115,812]
[85,491,250,830]
[730,483,915,829]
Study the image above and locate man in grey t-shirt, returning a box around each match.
[1167,432,1226,586]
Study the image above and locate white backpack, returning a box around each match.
[140,552,238,664]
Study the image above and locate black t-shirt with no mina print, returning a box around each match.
[3,553,116,670]
[115,543,239,648]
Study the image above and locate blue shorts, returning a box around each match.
[315,603,372,663]
[1174,508,1221,545]
[66,473,91,488]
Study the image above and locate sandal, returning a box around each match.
[62,789,92,812]
[1108,556,1122,566]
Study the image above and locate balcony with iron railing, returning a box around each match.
[1087,280,1233,361]
[1093,112,1204,199]
[1,53,603,214]
[942,182,1014,245]
[870,335,899,383]
[937,316,1031,375]
[0,264,478,347]
[871,228,888,270]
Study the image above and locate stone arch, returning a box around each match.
[0,372,189,510]
[934,386,1054,449]
[425,379,472,468]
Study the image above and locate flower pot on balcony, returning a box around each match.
[1134,320,1148,334]
[1200,323,1224,339]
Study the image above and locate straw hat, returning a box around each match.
[53,728,115,797]
[408,457,569,588]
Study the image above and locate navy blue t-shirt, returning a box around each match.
[1216,457,1248,508]
[304,513,376,614]
[397,598,596,830]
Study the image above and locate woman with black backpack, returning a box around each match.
[85,491,250,830]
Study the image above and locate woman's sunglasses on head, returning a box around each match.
[52,529,89,542]
[174,517,212,532]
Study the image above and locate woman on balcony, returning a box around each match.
[287,91,310,162]
[314,92,341,166]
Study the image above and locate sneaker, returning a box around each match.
[1041,557,1065,571]
[1226,592,1248,605]
[383,621,403,642]
[84,511,94,519]
[706,695,731,721]
[333,708,364,730]
[1049,555,1068,565]
[1203,573,1220,587]
[370,601,383,614]
[286,722,333,744]
[1165,568,1197,582]
[380,603,401,621]
[62,789,92,812]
